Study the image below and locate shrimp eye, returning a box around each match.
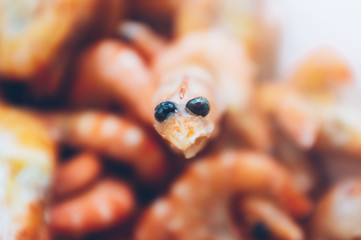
[251,222,271,240]
[186,97,210,117]
[154,101,177,122]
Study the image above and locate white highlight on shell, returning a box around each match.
[100,116,119,138]
[153,200,170,219]
[220,152,236,167]
[70,210,82,227]
[77,113,96,137]
[123,127,143,147]
[193,161,209,178]
[172,183,191,200]
[98,202,113,222]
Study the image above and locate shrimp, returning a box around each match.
[259,49,361,157]
[312,179,361,240]
[53,152,102,197]
[238,195,304,240]
[0,0,124,97]
[50,178,135,238]
[151,29,271,158]
[70,40,156,124]
[0,104,55,240]
[135,150,311,240]
[174,0,281,77]
[44,111,167,183]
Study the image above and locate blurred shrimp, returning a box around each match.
[238,196,304,240]
[259,49,361,157]
[150,29,271,158]
[0,104,55,240]
[54,152,102,197]
[44,111,167,183]
[0,0,124,97]
[174,0,281,77]
[312,179,361,240]
[70,39,156,124]
[290,48,353,93]
[135,150,311,240]
[50,178,135,238]
[273,136,319,194]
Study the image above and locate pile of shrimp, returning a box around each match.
[1,0,361,239]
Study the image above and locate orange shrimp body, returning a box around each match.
[50,179,135,237]
[136,150,311,240]
[46,111,167,183]
[0,105,55,240]
[71,40,156,123]
[54,152,102,197]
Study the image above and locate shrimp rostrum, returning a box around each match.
[0,105,55,240]
[135,150,311,240]
[151,29,271,158]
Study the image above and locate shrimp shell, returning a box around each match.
[53,152,102,197]
[50,178,135,238]
[45,111,167,183]
[135,150,311,240]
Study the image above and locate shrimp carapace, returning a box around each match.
[44,111,168,183]
[153,66,221,158]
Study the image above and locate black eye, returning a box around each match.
[186,97,210,117]
[154,101,177,122]
[251,222,271,240]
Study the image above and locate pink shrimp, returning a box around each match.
[44,111,167,183]
[135,150,311,240]
[70,39,156,124]
[50,178,135,238]
[53,152,102,197]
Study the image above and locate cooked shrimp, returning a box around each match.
[151,29,271,158]
[259,49,361,157]
[0,0,123,97]
[290,48,353,93]
[174,0,281,76]
[53,152,102,197]
[312,179,361,240]
[70,40,156,124]
[50,178,135,238]
[135,150,311,240]
[238,195,304,240]
[44,111,167,183]
[0,104,55,240]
